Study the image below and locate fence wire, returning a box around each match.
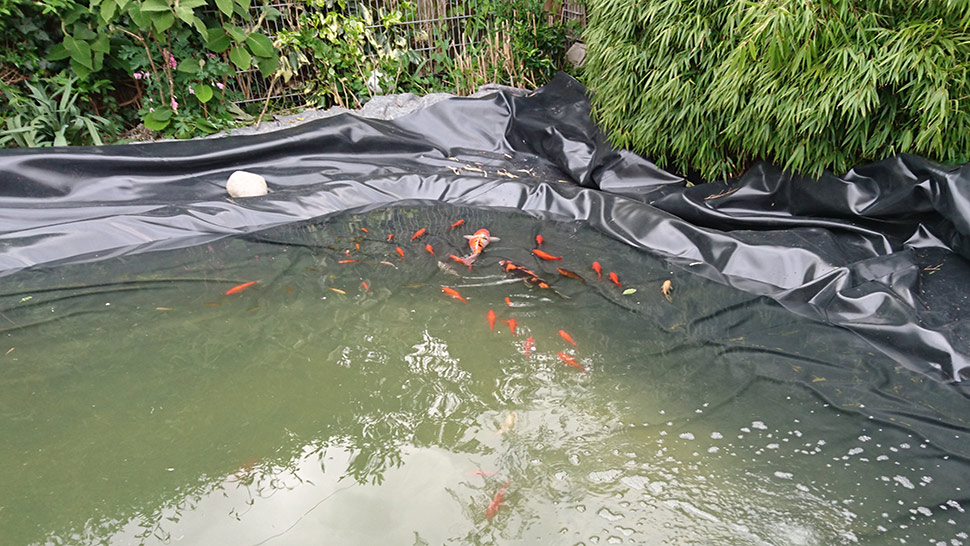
[228,0,585,109]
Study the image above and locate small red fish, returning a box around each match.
[486,479,512,520]
[592,261,603,281]
[344,249,352,257]
[442,286,469,304]
[425,243,435,256]
[225,281,258,295]
[387,234,394,241]
[458,228,500,268]
[609,271,621,287]
[524,336,534,357]
[450,219,465,229]
[411,228,427,241]
[396,247,405,260]
[502,318,517,336]
[355,243,360,251]
[361,227,369,233]
[361,281,370,292]
[505,297,512,307]
[559,329,577,347]
[532,249,562,261]
[338,259,359,264]
[535,234,544,247]
[448,254,465,265]
[557,267,586,283]
[558,352,589,374]
[487,309,496,331]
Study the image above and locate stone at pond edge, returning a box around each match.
[226,170,268,198]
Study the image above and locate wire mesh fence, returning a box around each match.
[228,0,585,109]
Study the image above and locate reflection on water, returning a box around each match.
[0,205,968,545]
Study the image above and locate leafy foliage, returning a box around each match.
[0,76,112,147]
[583,0,970,180]
[1,0,571,146]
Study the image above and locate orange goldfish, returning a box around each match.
[411,228,427,241]
[505,297,512,307]
[557,267,586,283]
[450,219,465,229]
[609,272,621,287]
[361,227,369,233]
[425,243,435,256]
[487,309,496,330]
[448,254,465,265]
[592,261,602,281]
[361,281,370,292]
[458,228,500,267]
[442,286,469,304]
[396,247,405,260]
[558,352,589,374]
[524,336,534,357]
[558,329,577,347]
[485,479,512,520]
[531,249,562,261]
[502,318,517,336]
[535,234,544,247]
[338,259,359,264]
[387,233,394,241]
[225,281,258,295]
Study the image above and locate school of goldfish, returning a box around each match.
[215,220,671,523]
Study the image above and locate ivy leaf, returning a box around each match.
[205,28,231,52]
[256,55,278,78]
[224,24,247,43]
[143,115,170,131]
[215,0,233,17]
[141,0,170,12]
[175,5,196,24]
[245,32,275,58]
[90,34,110,54]
[47,43,70,62]
[150,107,174,122]
[64,35,93,69]
[228,46,252,70]
[194,84,214,103]
[153,12,175,33]
[129,5,149,27]
[177,58,200,73]
[100,0,117,23]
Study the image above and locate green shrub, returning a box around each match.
[0,76,113,147]
[583,0,970,180]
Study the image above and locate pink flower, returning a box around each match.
[149,107,155,112]
[206,53,217,59]
[133,72,142,80]
[162,49,177,70]
[171,97,178,112]
[215,82,225,90]
[188,87,195,95]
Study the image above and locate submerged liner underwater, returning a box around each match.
[1,73,969,544]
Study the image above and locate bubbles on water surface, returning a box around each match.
[2,204,969,545]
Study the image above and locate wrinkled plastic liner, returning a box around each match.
[2,72,970,393]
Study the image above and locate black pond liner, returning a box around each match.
[2,74,969,453]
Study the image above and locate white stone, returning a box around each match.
[226,170,268,198]
[566,42,587,69]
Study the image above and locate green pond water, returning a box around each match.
[1,205,968,545]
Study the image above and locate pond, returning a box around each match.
[2,204,968,545]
